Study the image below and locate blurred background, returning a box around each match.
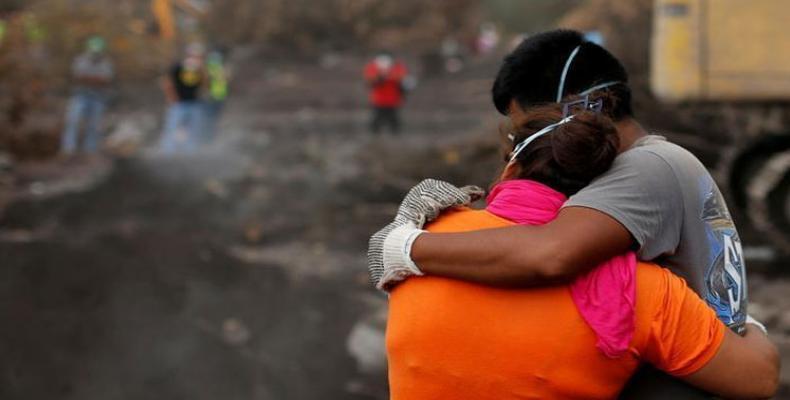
[0,0,788,398]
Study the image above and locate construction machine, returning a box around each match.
[150,0,206,41]
[651,0,790,253]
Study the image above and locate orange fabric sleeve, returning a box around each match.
[641,267,726,377]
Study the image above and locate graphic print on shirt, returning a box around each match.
[180,68,202,87]
[700,177,747,330]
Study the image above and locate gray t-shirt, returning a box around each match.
[565,135,747,331]
[72,52,114,97]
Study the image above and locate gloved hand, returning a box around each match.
[368,179,485,290]
[394,178,485,225]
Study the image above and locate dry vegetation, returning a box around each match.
[207,0,481,52]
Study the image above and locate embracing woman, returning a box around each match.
[384,94,779,399]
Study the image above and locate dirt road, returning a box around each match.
[0,56,498,399]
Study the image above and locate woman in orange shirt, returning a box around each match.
[386,98,779,399]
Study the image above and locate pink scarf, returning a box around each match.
[486,179,636,358]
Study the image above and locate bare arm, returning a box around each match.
[411,206,634,286]
[682,325,780,399]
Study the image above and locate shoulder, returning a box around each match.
[425,208,514,233]
[633,262,689,338]
[588,136,690,191]
[635,262,694,316]
[621,136,705,173]
[569,137,687,197]
[635,262,682,293]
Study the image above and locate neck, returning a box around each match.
[486,180,566,226]
[614,118,647,153]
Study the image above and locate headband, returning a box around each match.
[556,45,581,103]
[509,116,575,163]
[556,45,622,102]
[509,44,623,160]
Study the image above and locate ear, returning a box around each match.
[508,99,528,125]
[500,162,521,181]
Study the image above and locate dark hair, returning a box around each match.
[502,97,620,197]
[492,29,633,121]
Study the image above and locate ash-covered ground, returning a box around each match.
[0,55,788,399]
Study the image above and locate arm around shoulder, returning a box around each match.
[411,206,634,286]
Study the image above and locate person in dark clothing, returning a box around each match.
[159,44,206,153]
[370,107,400,134]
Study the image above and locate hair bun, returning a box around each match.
[505,93,621,196]
[551,111,619,184]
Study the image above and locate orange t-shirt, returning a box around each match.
[386,209,725,400]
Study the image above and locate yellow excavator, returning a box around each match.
[150,0,206,41]
[651,0,790,253]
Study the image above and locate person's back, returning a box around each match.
[387,208,724,399]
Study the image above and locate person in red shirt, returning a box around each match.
[364,52,407,134]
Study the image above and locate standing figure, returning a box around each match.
[203,50,229,143]
[159,44,206,154]
[440,36,465,73]
[364,52,407,135]
[476,22,500,55]
[61,36,113,155]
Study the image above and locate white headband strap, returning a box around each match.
[579,80,621,96]
[509,45,621,162]
[556,45,581,103]
[509,116,575,163]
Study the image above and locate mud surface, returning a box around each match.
[1,56,788,399]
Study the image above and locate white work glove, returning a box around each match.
[746,314,768,335]
[368,179,485,291]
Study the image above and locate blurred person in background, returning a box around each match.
[61,35,113,156]
[203,49,229,143]
[476,22,500,56]
[440,35,465,73]
[364,51,408,135]
[159,43,206,154]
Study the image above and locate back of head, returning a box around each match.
[503,94,620,197]
[492,29,632,120]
